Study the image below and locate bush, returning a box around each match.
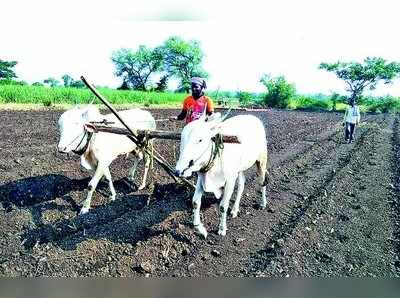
[310,99,331,110]
[237,91,253,106]
[330,92,346,111]
[42,99,52,107]
[260,75,296,108]
[287,95,331,111]
[363,96,400,113]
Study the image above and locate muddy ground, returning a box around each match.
[0,107,399,277]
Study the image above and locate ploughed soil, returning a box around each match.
[0,107,399,277]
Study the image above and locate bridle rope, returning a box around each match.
[70,129,93,155]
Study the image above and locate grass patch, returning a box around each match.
[287,96,332,111]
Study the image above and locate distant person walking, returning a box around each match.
[170,77,214,124]
[343,98,361,143]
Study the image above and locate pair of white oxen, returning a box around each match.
[57,106,268,238]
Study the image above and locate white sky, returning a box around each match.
[1,0,400,96]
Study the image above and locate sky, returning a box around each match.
[1,0,400,96]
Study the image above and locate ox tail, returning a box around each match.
[256,149,269,187]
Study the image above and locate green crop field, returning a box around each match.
[0,85,187,107]
[1,84,400,113]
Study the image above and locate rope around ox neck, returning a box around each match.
[199,133,224,173]
[72,130,93,155]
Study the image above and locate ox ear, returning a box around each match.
[82,105,101,121]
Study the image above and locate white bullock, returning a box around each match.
[57,105,156,214]
[175,113,268,238]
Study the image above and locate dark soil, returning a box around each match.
[0,107,399,277]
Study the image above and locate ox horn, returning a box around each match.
[221,107,232,121]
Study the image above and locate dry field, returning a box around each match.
[0,108,399,277]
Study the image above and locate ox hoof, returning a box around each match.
[218,228,227,236]
[109,194,116,201]
[195,224,208,239]
[218,225,227,236]
[259,203,267,210]
[230,209,239,218]
[137,183,146,191]
[79,207,90,215]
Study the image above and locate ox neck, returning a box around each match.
[73,131,93,156]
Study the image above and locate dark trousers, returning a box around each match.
[345,122,356,141]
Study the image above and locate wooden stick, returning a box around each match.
[85,124,241,144]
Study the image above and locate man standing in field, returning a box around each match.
[170,77,214,124]
[344,98,361,143]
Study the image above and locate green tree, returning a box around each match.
[70,79,85,88]
[43,77,60,87]
[319,57,400,102]
[61,74,74,87]
[160,36,208,92]
[61,74,85,88]
[260,74,296,108]
[0,59,18,80]
[154,74,169,92]
[111,46,163,91]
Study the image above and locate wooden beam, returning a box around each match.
[86,123,241,144]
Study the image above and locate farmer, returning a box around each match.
[170,77,214,124]
[343,98,361,143]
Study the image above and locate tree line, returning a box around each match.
[0,61,85,89]
[1,35,400,107]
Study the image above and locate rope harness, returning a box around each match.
[72,130,93,155]
[199,133,224,173]
[62,128,92,156]
[179,134,224,175]
[66,120,111,156]
[135,130,155,170]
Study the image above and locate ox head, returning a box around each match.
[175,112,225,177]
[57,105,101,153]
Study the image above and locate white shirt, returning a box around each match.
[344,105,360,124]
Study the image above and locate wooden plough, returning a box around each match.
[80,76,240,189]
